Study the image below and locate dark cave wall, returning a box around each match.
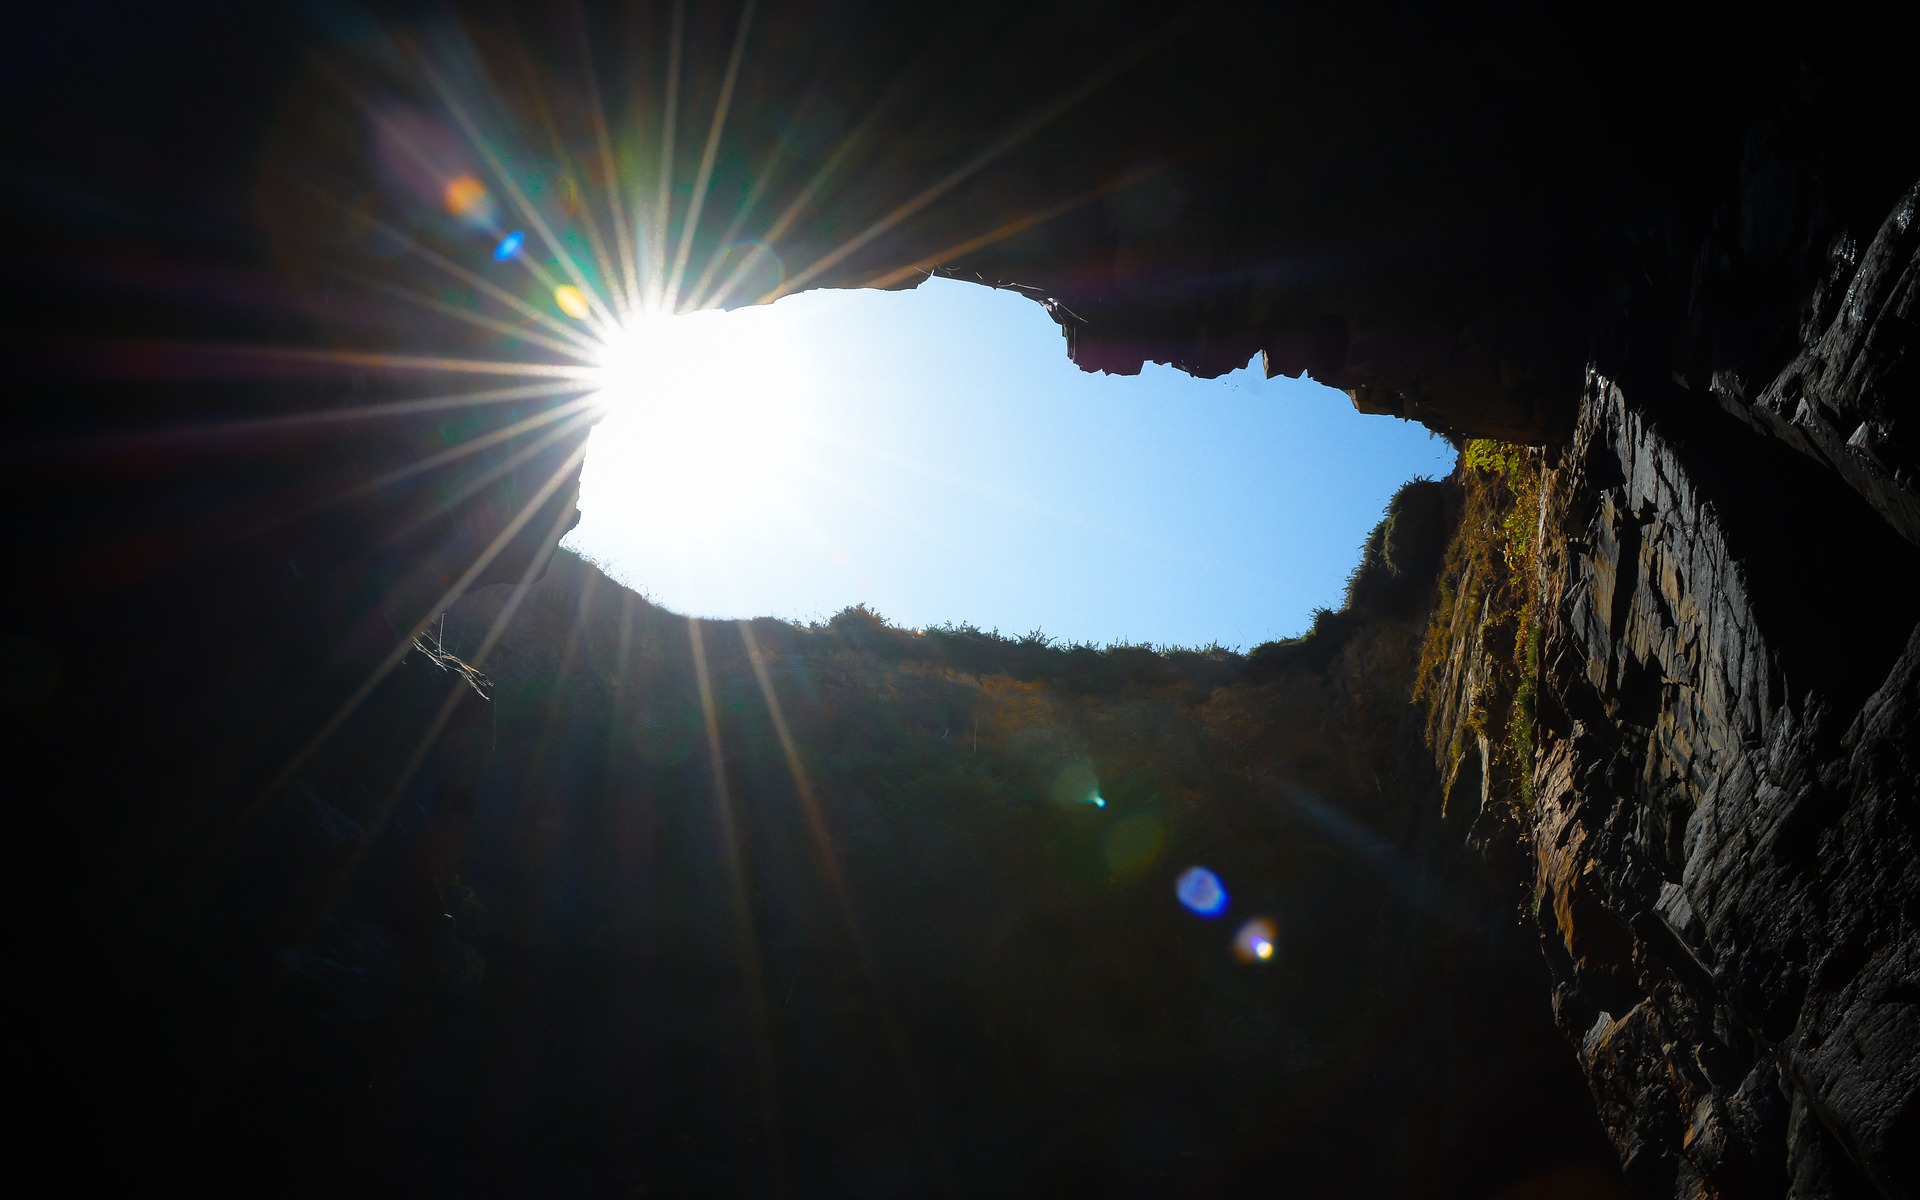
[10,3,1920,1196]
[1531,376,1920,1199]
[1421,179,1920,1198]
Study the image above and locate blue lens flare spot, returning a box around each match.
[1175,866,1228,917]
[493,230,525,261]
[1092,795,1107,808]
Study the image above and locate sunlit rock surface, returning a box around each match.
[1520,275,1920,1193]
[1408,177,1920,1198]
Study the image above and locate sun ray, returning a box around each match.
[93,341,598,382]
[508,25,632,328]
[737,624,958,1194]
[373,404,601,545]
[765,29,1170,304]
[279,176,610,354]
[172,435,593,915]
[254,493,587,1021]
[745,66,905,266]
[854,156,1195,293]
[745,7,1006,264]
[381,503,578,815]
[687,616,786,1180]
[260,437,594,803]
[384,239,600,352]
[648,0,687,312]
[333,83,608,320]
[414,53,622,339]
[313,394,598,514]
[683,138,789,312]
[663,0,756,312]
[854,184,1115,292]
[569,1,646,318]
[329,266,606,362]
[9,379,586,465]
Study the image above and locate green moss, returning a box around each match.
[1415,440,1544,810]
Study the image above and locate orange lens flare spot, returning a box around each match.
[1232,916,1278,964]
[443,175,489,218]
[554,285,591,320]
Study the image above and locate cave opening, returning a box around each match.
[568,275,1452,647]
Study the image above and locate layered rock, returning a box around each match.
[1524,371,1920,1196]
[1715,180,1920,545]
[1403,172,1920,1197]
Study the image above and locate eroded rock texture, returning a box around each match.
[1527,365,1920,1195]
[1402,172,1920,1198]
[1718,180,1920,546]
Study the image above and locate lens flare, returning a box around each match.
[443,174,490,219]
[554,285,591,320]
[1175,866,1227,916]
[1050,761,1101,808]
[493,230,525,261]
[1233,916,1279,963]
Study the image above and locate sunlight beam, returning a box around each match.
[332,267,606,362]
[663,0,756,312]
[318,92,610,352]
[96,341,597,382]
[570,3,646,318]
[513,38,632,327]
[415,52,622,338]
[688,617,786,1182]
[647,0,687,312]
[374,404,600,545]
[255,491,585,1038]
[766,29,1167,303]
[737,623,959,1194]
[325,394,599,511]
[854,184,1114,292]
[259,437,593,804]
[683,138,790,312]
[9,380,585,464]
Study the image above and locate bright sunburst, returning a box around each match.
[585,308,807,528]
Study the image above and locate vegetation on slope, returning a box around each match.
[1414,440,1544,814]
[189,473,1617,1196]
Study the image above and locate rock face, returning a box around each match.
[1716,181,1920,545]
[1523,354,1920,1192]
[1410,175,1920,1198]
[1401,167,1920,1196]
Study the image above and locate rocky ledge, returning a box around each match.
[1418,176,1920,1198]
[1532,373,1918,1197]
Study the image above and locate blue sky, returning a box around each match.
[564,275,1454,650]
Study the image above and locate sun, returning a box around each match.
[582,308,806,529]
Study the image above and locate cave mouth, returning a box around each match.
[566,275,1454,649]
